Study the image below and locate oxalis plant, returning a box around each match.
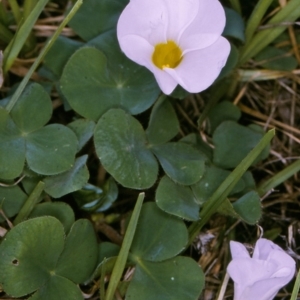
[0,0,300,299]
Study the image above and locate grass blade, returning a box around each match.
[105,193,145,300]
[5,0,83,112]
[188,129,275,245]
[290,269,300,300]
[13,181,45,225]
[228,0,241,14]
[244,0,274,44]
[3,0,48,74]
[23,0,39,20]
[239,0,300,65]
[8,0,21,24]
[257,159,300,197]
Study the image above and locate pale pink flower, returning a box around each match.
[117,0,230,95]
[227,238,295,300]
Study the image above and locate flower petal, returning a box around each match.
[180,34,221,53]
[152,69,178,95]
[240,276,295,300]
[268,249,296,272]
[253,238,282,260]
[117,0,168,45]
[117,34,178,94]
[161,0,200,41]
[227,258,277,286]
[229,241,250,259]
[118,34,154,68]
[179,0,226,50]
[165,37,230,93]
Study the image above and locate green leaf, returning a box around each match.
[0,185,27,222]
[29,276,83,300]
[170,85,189,99]
[10,83,52,133]
[0,217,65,297]
[254,46,298,71]
[188,129,275,245]
[61,35,159,121]
[152,142,205,185]
[130,203,188,262]
[216,198,239,219]
[146,96,179,145]
[105,193,144,300]
[233,190,262,224]
[0,83,78,179]
[43,36,83,77]
[67,119,95,151]
[55,219,98,283]
[207,101,241,134]
[156,176,200,221]
[68,0,127,41]
[126,257,204,300]
[0,216,98,298]
[213,121,269,169]
[239,0,300,64]
[25,124,78,175]
[244,0,274,44]
[0,108,25,179]
[98,242,120,265]
[180,133,213,161]
[74,179,118,212]
[96,177,118,212]
[191,165,245,204]
[94,109,158,189]
[3,0,48,73]
[43,155,89,198]
[223,7,245,42]
[29,202,75,233]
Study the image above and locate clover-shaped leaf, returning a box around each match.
[126,257,204,300]
[0,217,98,299]
[156,176,200,221]
[223,7,245,43]
[191,165,245,204]
[94,108,158,189]
[233,190,262,224]
[207,101,241,134]
[29,202,75,233]
[152,142,205,185]
[68,119,95,152]
[95,108,206,189]
[43,155,89,198]
[127,203,204,300]
[146,96,179,145]
[68,0,128,41]
[213,121,269,169]
[60,31,160,121]
[0,185,27,222]
[0,83,78,179]
[129,203,188,262]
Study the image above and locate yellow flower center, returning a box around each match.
[152,41,183,69]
